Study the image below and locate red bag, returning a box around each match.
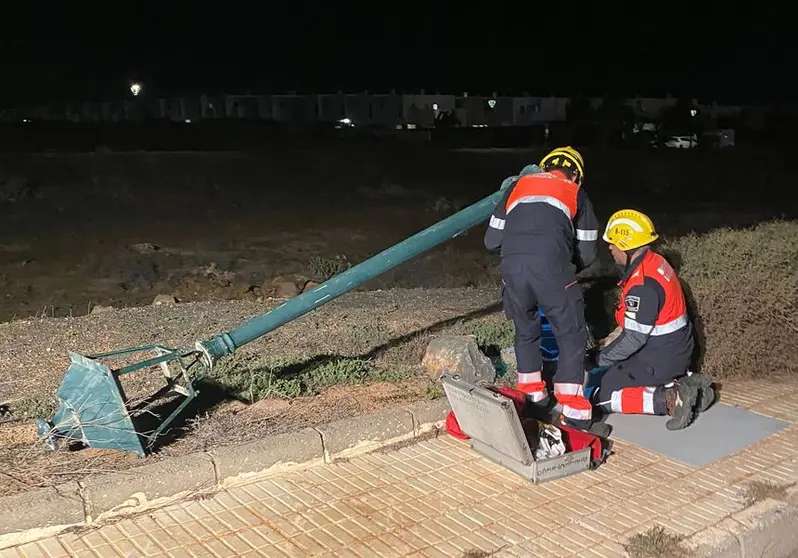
[445,411,470,440]
[558,423,607,464]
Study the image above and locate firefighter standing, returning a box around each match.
[484,146,600,432]
[594,209,715,430]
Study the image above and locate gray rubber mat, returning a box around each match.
[603,403,789,468]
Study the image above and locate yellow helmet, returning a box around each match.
[602,209,659,251]
[539,146,585,185]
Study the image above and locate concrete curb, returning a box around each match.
[0,397,452,546]
[688,485,798,558]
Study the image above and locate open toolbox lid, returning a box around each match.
[440,374,607,483]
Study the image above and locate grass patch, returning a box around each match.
[624,526,693,558]
[9,395,57,420]
[424,382,444,400]
[204,354,303,401]
[302,357,374,392]
[468,319,515,349]
[741,480,793,507]
[375,331,433,368]
[347,318,392,351]
[448,317,515,350]
[204,352,416,402]
[308,254,352,281]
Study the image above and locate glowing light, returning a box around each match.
[130,83,142,96]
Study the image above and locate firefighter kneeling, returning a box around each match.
[592,209,715,430]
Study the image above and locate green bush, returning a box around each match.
[204,354,302,401]
[663,220,798,379]
[308,254,351,281]
[205,352,416,401]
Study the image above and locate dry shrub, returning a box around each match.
[663,220,798,380]
[624,525,692,558]
[740,480,793,507]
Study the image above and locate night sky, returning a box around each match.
[1,1,789,107]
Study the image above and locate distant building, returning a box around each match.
[369,94,402,128]
[512,96,567,125]
[0,91,754,133]
[272,94,316,123]
[402,93,456,128]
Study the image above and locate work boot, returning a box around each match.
[664,381,699,430]
[525,395,555,422]
[558,414,612,438]
[683,373,716,413]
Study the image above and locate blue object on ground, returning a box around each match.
[583,366,609,400]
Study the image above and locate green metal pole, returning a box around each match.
[197,166,539,366]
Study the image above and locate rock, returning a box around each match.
[90,304,115,315]
[301,280,321,293]
[152,294,178,305]
[203,262,235,287]
[422,335,496,385]
[274,281,300,299]
[239,285,262,301]
[130,242,159,254]
[262,276,300,299]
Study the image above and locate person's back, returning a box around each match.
[485,146,598,276]
[498,170,595,274]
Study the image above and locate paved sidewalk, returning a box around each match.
[4,382,798,558]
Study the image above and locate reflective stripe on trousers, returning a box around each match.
[554,382,592,421]
[517,371,547,402]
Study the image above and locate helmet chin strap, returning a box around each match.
[618,248,637,276]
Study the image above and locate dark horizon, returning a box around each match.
[2,1,790,106]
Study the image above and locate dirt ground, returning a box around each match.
[0,144,796,496]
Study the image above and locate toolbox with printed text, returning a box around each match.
[441,374,610,483]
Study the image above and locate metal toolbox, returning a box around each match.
[441,374,591,483]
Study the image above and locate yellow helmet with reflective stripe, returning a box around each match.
[602,209,659,251]
[539,146,585,185]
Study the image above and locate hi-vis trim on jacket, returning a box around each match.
[489,215,505,230]
[506,172,579,221]
[623,314,688,336]
[616,250,689,337]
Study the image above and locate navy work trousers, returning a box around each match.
[499,255,587,388]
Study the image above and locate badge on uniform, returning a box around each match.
[625,295,641,312]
